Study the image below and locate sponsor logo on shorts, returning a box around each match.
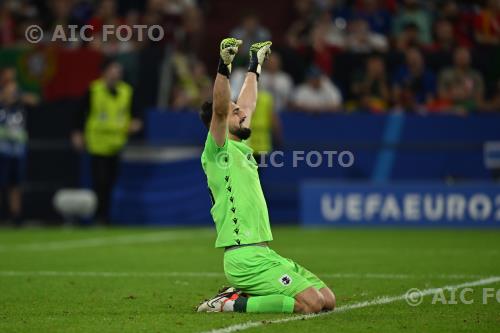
[279,274,292,286]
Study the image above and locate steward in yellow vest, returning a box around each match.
[84,78,132,156]
[71,60,141,223]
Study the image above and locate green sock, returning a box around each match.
[235,295,295,313]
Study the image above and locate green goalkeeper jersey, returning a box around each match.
[201,132,273,248]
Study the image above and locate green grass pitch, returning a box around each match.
[1,227,499,332]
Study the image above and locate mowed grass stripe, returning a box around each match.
[0,230,212,252]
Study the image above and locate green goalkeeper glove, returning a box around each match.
[218,37,242,78]
[248,41,272,78]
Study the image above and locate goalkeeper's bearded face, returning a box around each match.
[228,102,251,140]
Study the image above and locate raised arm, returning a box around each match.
[210,38,242,147]
[211,73,232,147]
[237,41,272,128]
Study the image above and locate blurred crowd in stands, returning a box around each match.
[1,0,500,224]
[1,0,500,114]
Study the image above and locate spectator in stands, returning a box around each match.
[141,4,167,45]
[316,11,346,50]
[0,0,40,46]
[177,5,204,55]
[260,53,294,112]
[473,0,500,46]
[472,0,500,91]
[286,0,318,50]
[292,66,343,112]
[284,0,330,82]
[0,2,17,46]
[345,18,388,54]
[71,59,142,224]
[0,67,39,107]
[485,79,500,111]
[351,54,390,112]
[305,13,343,77]
[395,22,422,52]
[392,0,432,45]
[163,0,197,15]
[392,47,436,111]
[0,68,16,89]
[87,0,130,54]
[440,0,473,47]
[46,0,80,45]
[230,12,271,66]
[353,0,392,35]
[426,18,461,73]
[438,47,485,113]
[87,0,122,34]
[146,0,200,50]
[0,81,28,226]
[171,57,211,109]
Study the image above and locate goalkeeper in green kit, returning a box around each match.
[196,38,336,314]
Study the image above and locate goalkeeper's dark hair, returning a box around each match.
[199,101,213,129]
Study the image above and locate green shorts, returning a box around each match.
[223,245,326,298]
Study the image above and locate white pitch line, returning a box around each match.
[0,271,488,280]
[0,231,212,252]
[284,248,500,256]
[319,273,486,280]
[200,276,500,333]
